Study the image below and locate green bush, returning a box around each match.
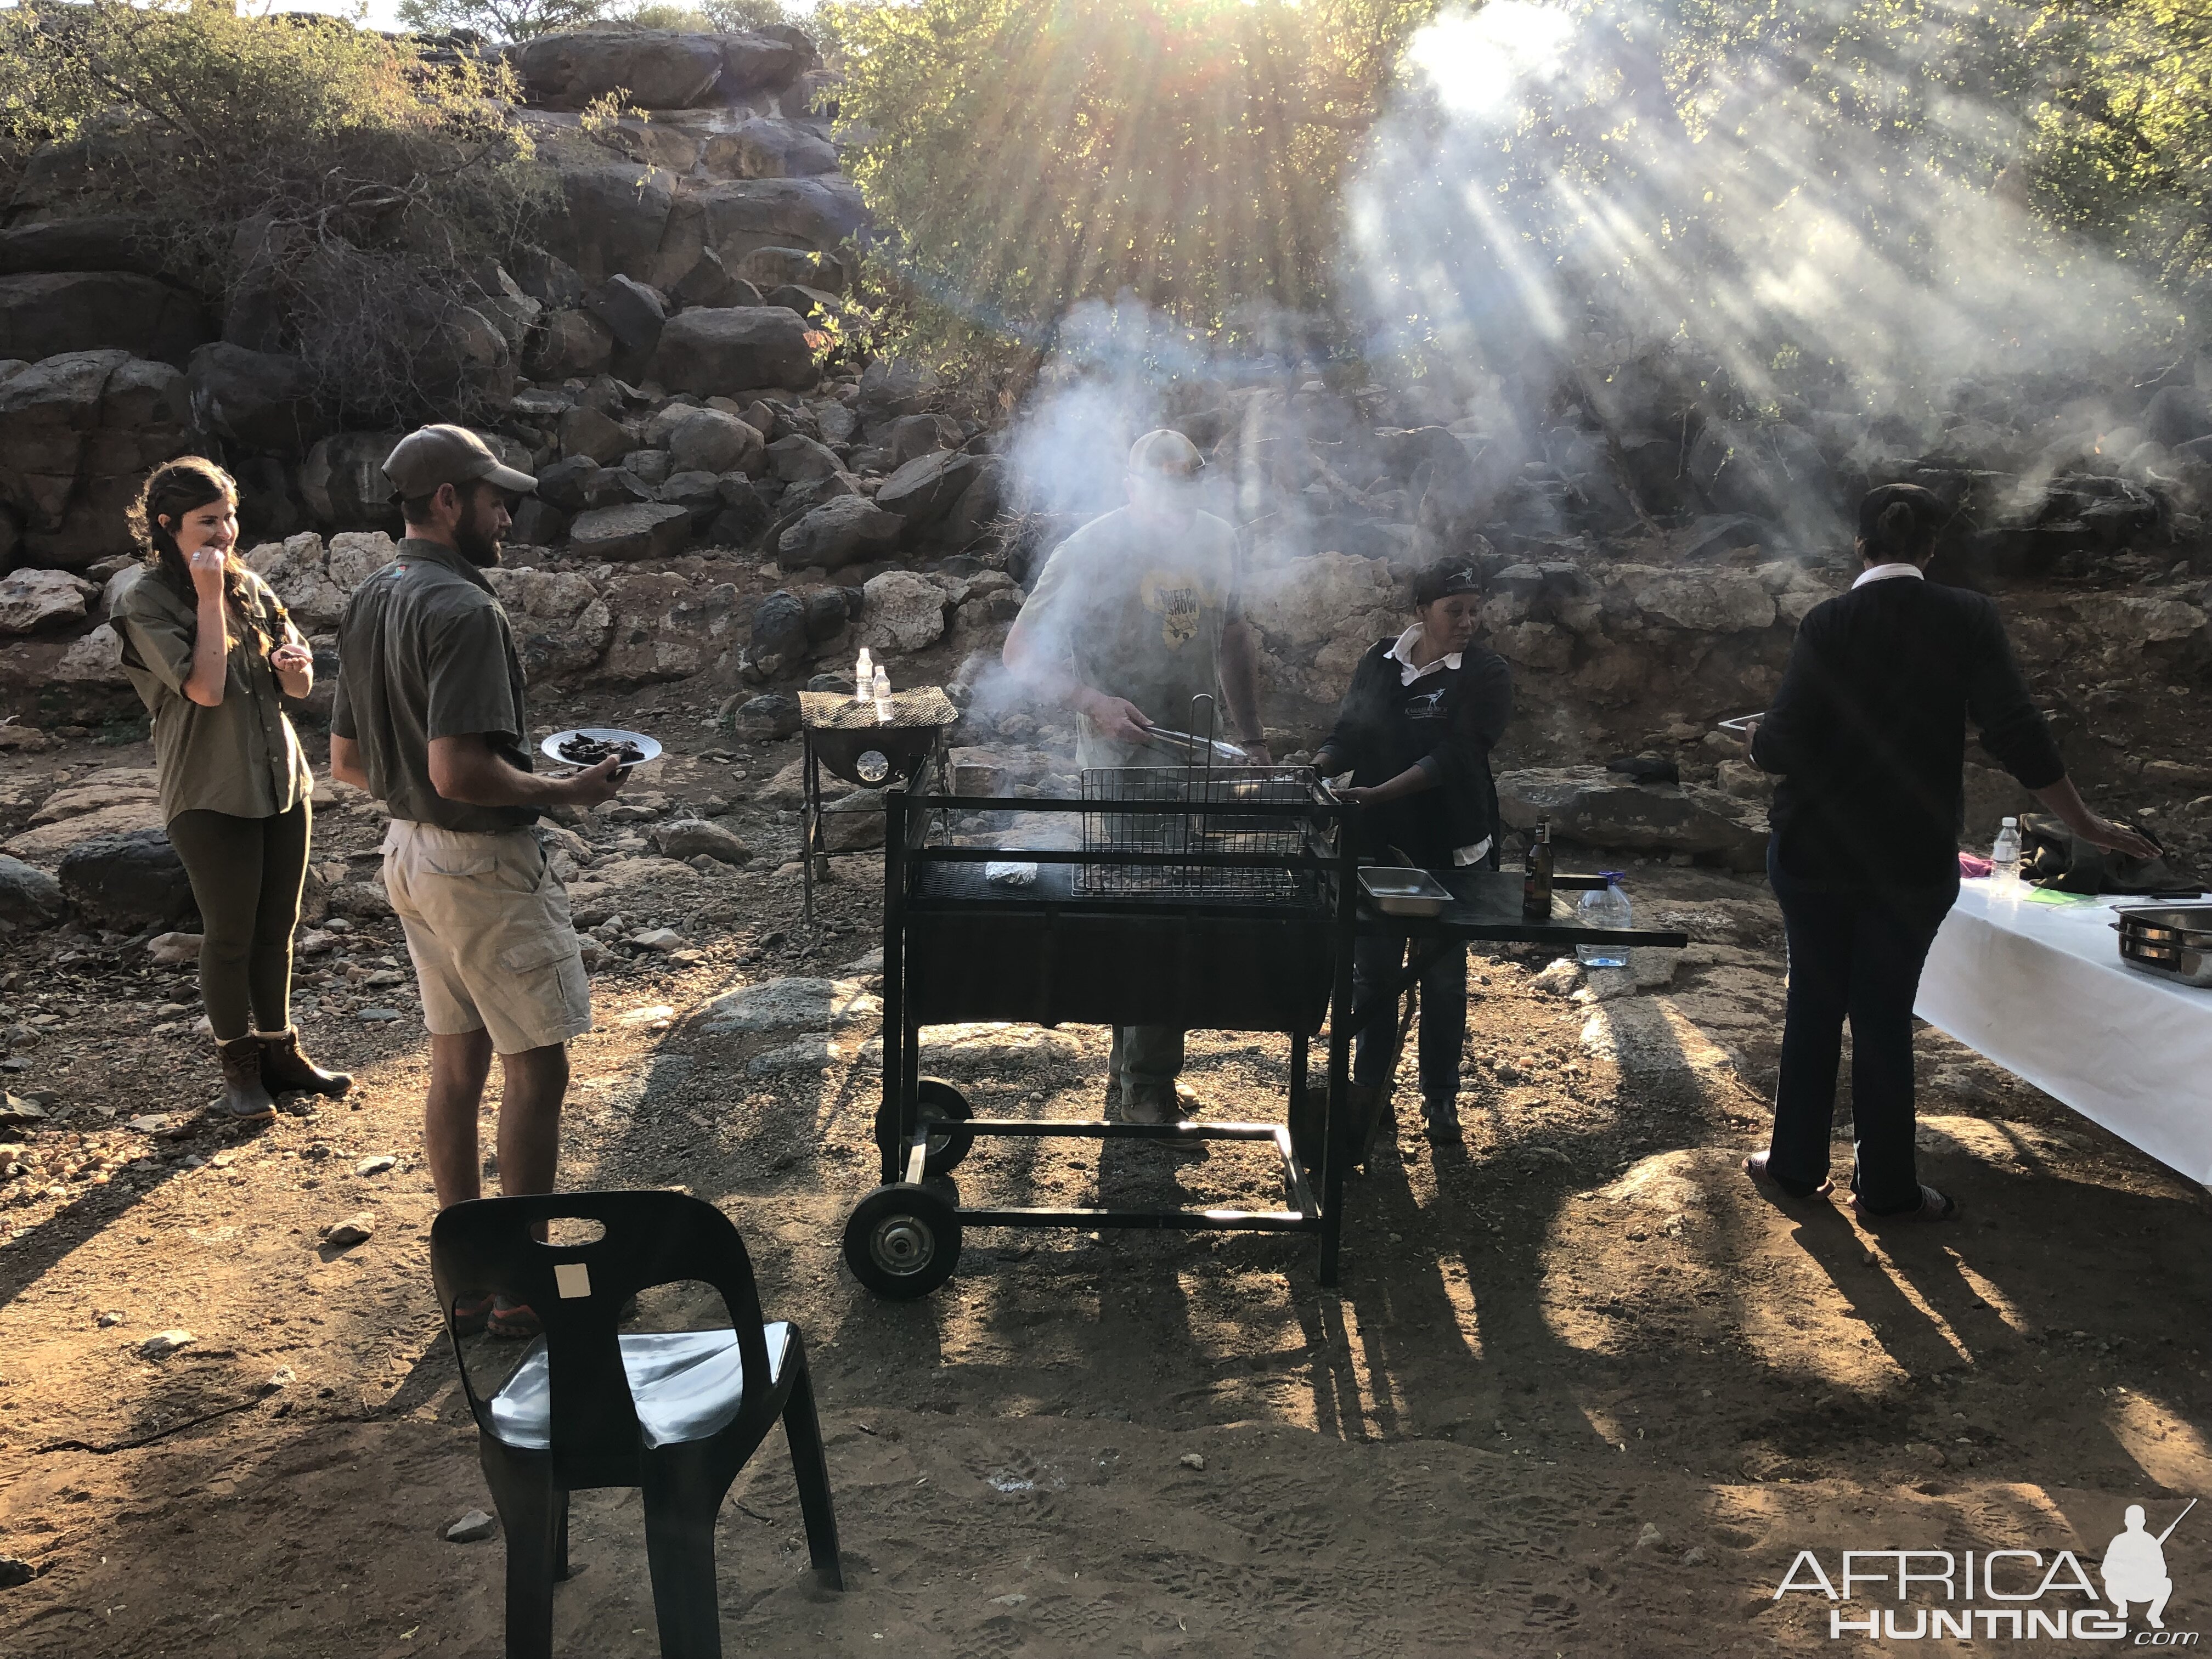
[0,0,555,426]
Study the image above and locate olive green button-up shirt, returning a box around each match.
[112,567,313,826]
[329,538,539,834]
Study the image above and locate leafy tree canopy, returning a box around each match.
[834,0,1436,370]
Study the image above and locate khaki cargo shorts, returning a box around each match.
[381,820,592,1055]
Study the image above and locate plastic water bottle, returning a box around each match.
[1576,873,1632,968]
[853,647,873,702]
[1990,817,2022,897]
[871,661,891,724]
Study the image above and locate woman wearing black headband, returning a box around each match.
[1313,557,1514,1146]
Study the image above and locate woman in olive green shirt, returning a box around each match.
[112,458,351,1120]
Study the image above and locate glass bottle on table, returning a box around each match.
[1522,819,1555,923]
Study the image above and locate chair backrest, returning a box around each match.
[430,1190,772,1477]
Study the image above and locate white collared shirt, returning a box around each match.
[1344,628,1489,866]
[1852,562,1926,589]
[1389,625,1460,685]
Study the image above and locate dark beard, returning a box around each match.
[455,516,502,568]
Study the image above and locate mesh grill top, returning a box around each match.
[799,687,958,731]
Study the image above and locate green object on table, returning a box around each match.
[2025,887,2102,906]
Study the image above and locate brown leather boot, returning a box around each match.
[214,1036,277,1121]
[257,1027,352,1098]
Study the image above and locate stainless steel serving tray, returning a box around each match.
[2113,903,2212,988]
[1360,867,1452,917]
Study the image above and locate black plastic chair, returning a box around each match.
[430,1190,843,1658]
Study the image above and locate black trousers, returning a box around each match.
[1767,845,1957,1211]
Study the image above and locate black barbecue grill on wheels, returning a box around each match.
[841,702,1693,1302]
[844,749,1363,1300]
[799,686,957,923]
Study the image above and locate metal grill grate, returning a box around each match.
[799,687,958,732]
[1076,767,1318,900]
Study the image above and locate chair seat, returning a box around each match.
[488,1324,791,1452]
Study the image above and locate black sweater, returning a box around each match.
[1752,575,2064,889]
[1318,639,1514,868]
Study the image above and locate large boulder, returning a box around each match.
[0,351,194,568]
[714,29,815,97]
[856,358,939,426]
[775,496,903,571]
[559,405,635,466]
[300,432,403,528]
[660,177,870,279]
[670,248,764,310]
[0,273,208,368]
[187,342,317,457]
[243,531,342,628]
[702,119,839,179]
[1242,551,1401,698]
[0,855,66,928]
[857,569,947,655]
[55,620,127,685]
[668,408,765,476]
[0,216,160,276]
[765,432,841,481]
[484,566,613,682]
[874,448,980,531]
[583,274,666,365]
[57,828,198,930]
[1611,565,1777,633]
[1496,766,1768,871]
[567,501,692,563]
[0,567,97,634]
[325,529,399,591]
[736,245,846,295]
[748,590,809,674]
[648,307,817,394]
[544,160,679,284]
[511,30,727,109]
[522,308,616,381]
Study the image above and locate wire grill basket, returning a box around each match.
[1077,766,1319,900]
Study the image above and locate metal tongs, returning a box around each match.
[1143,726,1248,763]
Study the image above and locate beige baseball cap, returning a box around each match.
[1128,427,1205,478]
[382,424,537,499]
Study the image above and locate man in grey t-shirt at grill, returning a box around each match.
[1002,428,1269,1125]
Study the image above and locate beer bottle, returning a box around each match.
[1522,819,1555,922]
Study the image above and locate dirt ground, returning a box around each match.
[2,703,2209,1659]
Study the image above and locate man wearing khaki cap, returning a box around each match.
[1002,427,1268,1127]
[329,425,623,1339]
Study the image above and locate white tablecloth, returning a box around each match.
[1915,881,2212,1187]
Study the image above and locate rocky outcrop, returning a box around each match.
[1497,766,1768,870]
[0,273,208,368]
[0,351,195,568]
[648,306,818,393]
[57,828,197,930]
[0,567,97,634]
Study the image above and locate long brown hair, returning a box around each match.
[127,458,273,649]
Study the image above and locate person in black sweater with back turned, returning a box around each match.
[1314,559,1514,1148]
[1746,484,2154,1222]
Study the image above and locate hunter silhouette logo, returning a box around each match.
[1774,1498,2198,1641]
[2106,1500,2192,1630]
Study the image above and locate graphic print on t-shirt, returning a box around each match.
[1406,687,1449,719]
[1138,571,1217,650]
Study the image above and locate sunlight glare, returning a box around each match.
[1407,2,1575,121]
